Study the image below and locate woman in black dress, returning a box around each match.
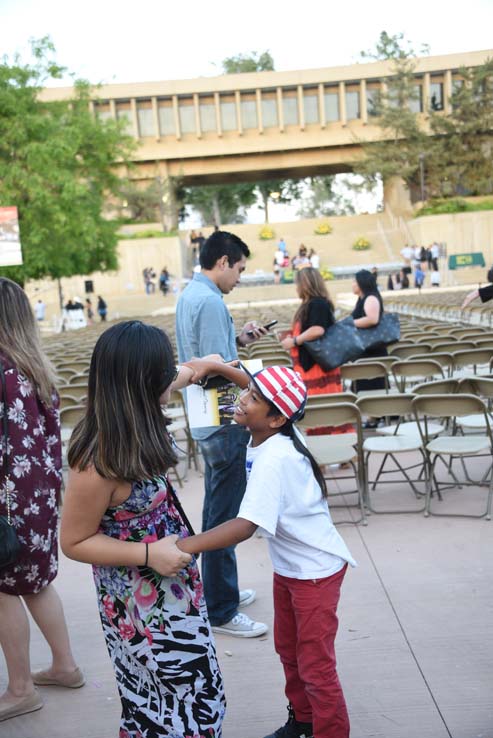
[351,269,388,426]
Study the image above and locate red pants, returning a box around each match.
[273,566,349,738]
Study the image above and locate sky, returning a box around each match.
[1,0,492,223]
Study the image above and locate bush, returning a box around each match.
[119,229,178,239]
[319,267,334,280]
[415,198,493,217]
[352,237,371,251]
[314,222,333,235]
[259,225,275,240]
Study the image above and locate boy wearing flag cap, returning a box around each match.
[178,364,355,738]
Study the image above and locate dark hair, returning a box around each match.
[68,321,178,481]
[355,269,378,295]
[199,230,250,269]
[487,266,493,283]
[266,404,328,498]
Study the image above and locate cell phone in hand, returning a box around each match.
[247,319,278,337]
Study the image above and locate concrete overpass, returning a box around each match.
[41,49,492,191]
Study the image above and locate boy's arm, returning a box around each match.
[177,518,257,554]
[184,359,249,389]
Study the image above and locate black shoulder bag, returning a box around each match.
[0,361,22,568]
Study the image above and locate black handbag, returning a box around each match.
[304,313,400,371]
[0,361,21,569]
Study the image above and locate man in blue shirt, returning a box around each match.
[176,231,268,637]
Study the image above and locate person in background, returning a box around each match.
[196,232,206,259]
[461,266,493,309]
[430,269,441,287]
[281,267,352,437]
[176,231,269,638]
[189,230,198,265]
[351,269,388,428]
[85,298,94,324]
[309,248,320,270]
[371,266,379,289]
[431,242,440,271]
[292,246,310,271]
[419,246,428,272]
[97,295,107,322]
[0,278,83,724]
[386,273,394,290]
[34,299,45,321]
[400,270,410,289]
[414,264,425,291]
[400,244,414,267]
[278,237,287,254]
[273,246,285,285]
[159,267,170,296]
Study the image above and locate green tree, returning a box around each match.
[183,183,257,225]
[355,32,432,199]
[0,38,133,289]
[221,51,274,74]
[428,59,493,196]
[119,180,162,222]
[297,176,356,218]
[255,179,302,223]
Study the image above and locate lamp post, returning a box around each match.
[418,153,426,204]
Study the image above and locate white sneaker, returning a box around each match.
[211,612,268,638]
[239,588,256,607]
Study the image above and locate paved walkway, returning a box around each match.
[1,459,492,738]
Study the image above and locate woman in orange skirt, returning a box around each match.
[280,267,352,435]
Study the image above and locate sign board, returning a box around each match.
[448,252,485,270]
[0,207,23,266]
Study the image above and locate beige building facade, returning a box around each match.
[40,49,492,198]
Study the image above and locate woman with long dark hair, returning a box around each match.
[61,321,235,737]
[280,267,351,435]
[352,269,388,426]
[0,278,82,723]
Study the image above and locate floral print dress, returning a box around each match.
[0,358,62,596]
[94,476,225,738]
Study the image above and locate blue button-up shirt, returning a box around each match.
[176,272,237,440]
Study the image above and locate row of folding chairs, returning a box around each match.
[297,376,493,525]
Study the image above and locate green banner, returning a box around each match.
[448,252,485,270]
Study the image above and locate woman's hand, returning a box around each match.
[281,336,296,350]
[148,535,192,576]
[461,290,479,309]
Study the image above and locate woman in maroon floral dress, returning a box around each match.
[0,278,83,723]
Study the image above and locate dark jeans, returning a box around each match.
[199,424,250,625]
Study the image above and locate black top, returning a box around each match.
[298,297,335,372]
[478,284,493,303]
[352,291,384,321]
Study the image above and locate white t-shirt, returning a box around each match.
[238,433,357,579]
[310,253,320,269]
[431,271,441,285]
[274,249,284,266]
[401,246,413,261]
[34,301,45,320]
[431,243,440,259]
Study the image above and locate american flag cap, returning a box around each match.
[239,363,307,421]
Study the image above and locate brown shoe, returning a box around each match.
[0,691,43,722]
[32,667,85,689]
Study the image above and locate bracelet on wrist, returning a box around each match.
[293,336,298,346]
[144,542,149,567]
[235,335,244,348]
